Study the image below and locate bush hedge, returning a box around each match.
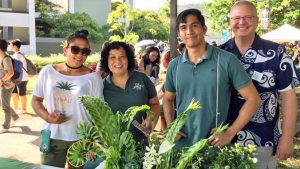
[28,53,100,72]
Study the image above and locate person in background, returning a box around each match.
[10,39,29,114]
[159,50,171,78]
[31,29,104,168]
[101,41,160,144]
[220,1,299,168]
[138,46,161,84]
[0,39,19,134]
[163,8,260,149]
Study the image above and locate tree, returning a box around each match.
[43,13,103,43]
[131,10,169,41]
[35,0,62,14]
[107,3,170,45]
[205,0,300,35]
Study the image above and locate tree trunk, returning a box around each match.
[170,0,178,59]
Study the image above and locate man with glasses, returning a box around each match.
[220,1,299,168]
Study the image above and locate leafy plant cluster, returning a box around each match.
[67,96,152,168]
[27,54,100,72]
[67,97,257,169]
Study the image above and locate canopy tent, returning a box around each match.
[134,39,156,48]
[261,24,300,42]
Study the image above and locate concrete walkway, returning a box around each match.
[0,116,43,166]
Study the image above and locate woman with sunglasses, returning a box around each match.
[31,29,104,168]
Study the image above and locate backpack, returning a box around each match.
[18,52,37,76]
[1,55,23,84]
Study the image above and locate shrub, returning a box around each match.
[28,53,100,72]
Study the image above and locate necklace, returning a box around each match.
[65,62,83,69]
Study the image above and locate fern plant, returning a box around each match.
[67,96,145,168]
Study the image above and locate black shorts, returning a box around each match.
[12,81,28,96]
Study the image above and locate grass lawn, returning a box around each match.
[0,75,299,168]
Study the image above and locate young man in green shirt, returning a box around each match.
[163,9,261,149]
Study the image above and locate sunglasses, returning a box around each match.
[68,46,91,56]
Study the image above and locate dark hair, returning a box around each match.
[67,29,90,47]
[176,9,205,32]
[178,43,186,52]
[0,39,8,52]
[11,39,22,49]
[100,41,136,74]
[101,41,110,51]
[142,46,160,66]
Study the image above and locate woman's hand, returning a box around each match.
[86,151,97,161]
[142,116,153,132]
[47,112,69,124]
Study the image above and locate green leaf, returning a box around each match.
[164,99,201,143]
[79,96,120,148]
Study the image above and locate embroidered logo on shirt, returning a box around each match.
[132,83,144,91]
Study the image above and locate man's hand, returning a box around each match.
[142,117,153,131]
[276,136,294,160]
[209,128,235,147]
[175,131,186,141]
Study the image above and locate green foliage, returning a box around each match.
[40,12,103,43]
[35,0,62,14]
[67,141,103,167]
[130,9,170,41]
[165,99,202,143]
[78,96,120,148]
[77,122,101,144]
[28,53,100,72]
[123,105,151,131]
[176,124,228,169]
[67,96,147,168]
[201,143,257,169]
[107,3,169,44]
[205,0,300,35]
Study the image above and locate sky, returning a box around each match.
[133,0,207,10]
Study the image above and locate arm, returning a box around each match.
[163,91,176,126]
[31,95,67,124]
[163,91,186,140]
[211,83,261,147]
[0,58,14,87]
[143,96,160,130]
[137,58,145,72]
[276,89,297,160]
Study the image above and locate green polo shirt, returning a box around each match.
[103,71,157,143]
[165,44,251,148]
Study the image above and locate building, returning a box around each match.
[0,0,111,55]
[37,0,111,56]
[0,0,36,54]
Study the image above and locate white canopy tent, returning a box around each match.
[261,24,300,42]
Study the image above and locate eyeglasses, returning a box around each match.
[69,46,91,56]
[230,15,257,22]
